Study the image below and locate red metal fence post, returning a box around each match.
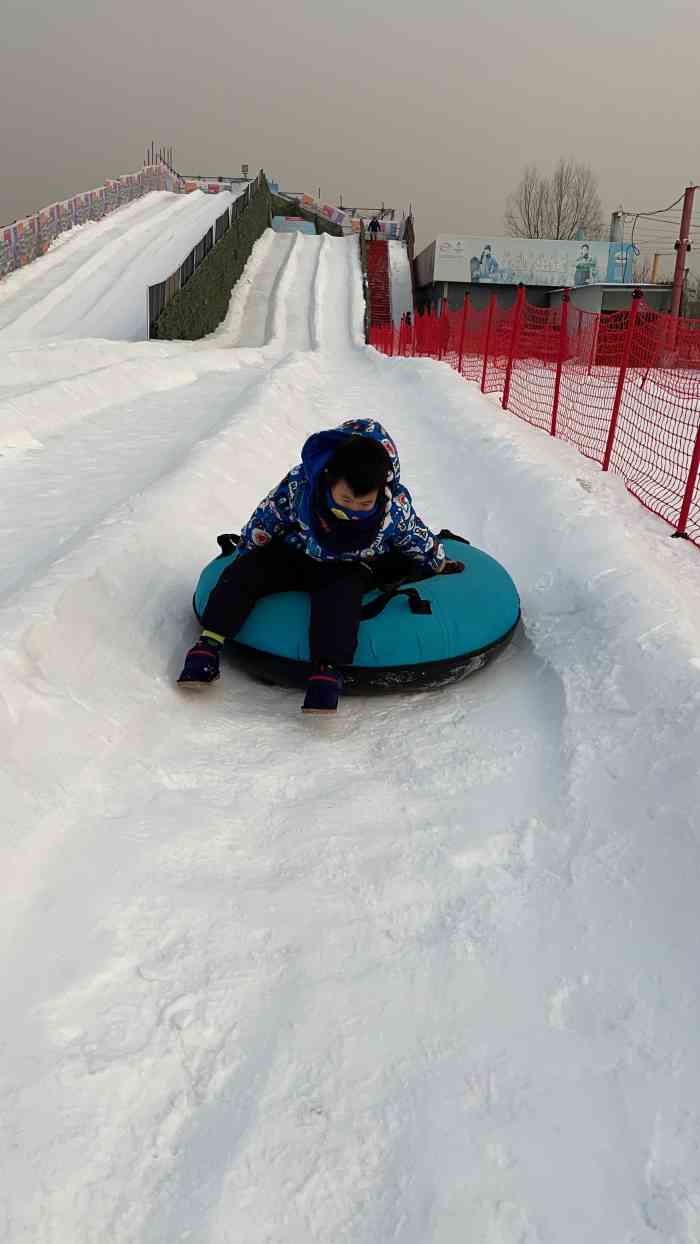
[550,289,570,438]
[480,295,496,393]
[587,313,599,376]
[501,285,525,410]
[673,418,700,538]
[457,294,469,375]
[602,289,643,472]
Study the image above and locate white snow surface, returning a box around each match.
[0,190,236,342]
[2,229,700,1244]
[388,239,414,324]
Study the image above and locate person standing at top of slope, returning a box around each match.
[177,420,464,713]
[368,216,381,240]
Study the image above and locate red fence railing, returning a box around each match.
[369,290,700,548]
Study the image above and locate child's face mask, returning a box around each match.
[325,481,379,521]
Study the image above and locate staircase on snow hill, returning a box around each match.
[366,240,392,328]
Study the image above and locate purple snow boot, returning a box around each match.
[177,636,221,688]
[302,665,342,714]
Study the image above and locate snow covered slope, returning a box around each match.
[389,238,414,323]
[0,189,236,341]
[1,231,700,1244]
[219,229,323,349]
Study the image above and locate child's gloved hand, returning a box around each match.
[440,559,465,574]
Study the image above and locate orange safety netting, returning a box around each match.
[369,295,700,548]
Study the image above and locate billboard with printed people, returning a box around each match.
[433,237,638,287]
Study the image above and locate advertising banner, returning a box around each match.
[434,237,634,287]
[0,163,188,280]
[606,243,639,283]
[180,178,233,195]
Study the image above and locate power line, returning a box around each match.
[625,215,683,227]
[617,188,699,281]
[627,221,683,231]
[622,191,687,219]
[629,215,693,227]
[635,236,700,248]
[619,188,698,231]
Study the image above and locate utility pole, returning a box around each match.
[670,185,697,317]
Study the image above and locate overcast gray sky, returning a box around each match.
[2,0,699,277]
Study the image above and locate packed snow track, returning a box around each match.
[0,189,238,341]
[1,228,699,1244]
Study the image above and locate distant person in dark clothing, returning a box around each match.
[368,216,381,241]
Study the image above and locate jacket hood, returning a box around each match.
[300,419,400,489]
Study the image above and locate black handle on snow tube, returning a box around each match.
[361,584,432,621]
[437,529,470,546]
[359,533,469,619]
[217,533,241,555]
[404,588,433,615]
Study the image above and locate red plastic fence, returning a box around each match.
[369,292,700,548]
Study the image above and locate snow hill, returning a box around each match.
[1,218,700,1244]
[0,189,238,342]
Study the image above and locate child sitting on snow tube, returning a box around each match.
[177,419,464,713]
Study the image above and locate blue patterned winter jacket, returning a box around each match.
[237,419,446,571]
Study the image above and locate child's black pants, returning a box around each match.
[201,541,417,667]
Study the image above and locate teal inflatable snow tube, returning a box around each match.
[193,534,520,692]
